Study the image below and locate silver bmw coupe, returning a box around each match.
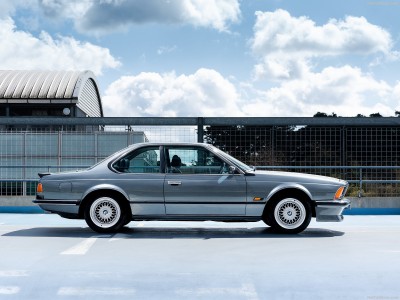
[34,143,350,234]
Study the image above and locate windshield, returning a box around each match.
[210,146,253,172]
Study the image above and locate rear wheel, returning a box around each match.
[264,197,311,234]
[84,196,126,233]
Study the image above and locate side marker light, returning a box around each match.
[334,186,345,200]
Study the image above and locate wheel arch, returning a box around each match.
[79,185,131,218]
[263,185,315,218]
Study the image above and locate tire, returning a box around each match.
[84,196,126,233]
[265,197,311,234]
[123,214,132,226]
[262,214,272,226]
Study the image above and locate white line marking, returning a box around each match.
[176,283,259,300]
[109,233,127,242]
[61,238,98,255]
[0,270,28,277]
[0,286,20,295]
[58,287,136,296]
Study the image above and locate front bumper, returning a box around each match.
[315,198,351,222]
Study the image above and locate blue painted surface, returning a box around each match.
[0,206,44,214]
[344,208,400,215]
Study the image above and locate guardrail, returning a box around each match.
[2,116,400,143]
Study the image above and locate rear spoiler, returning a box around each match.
[38,172,51,178]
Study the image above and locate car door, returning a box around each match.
[111,146,166,215]
[163,146,247,215]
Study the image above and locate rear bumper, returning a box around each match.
[315,199,351,222]
[32,199,80,216]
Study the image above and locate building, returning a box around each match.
[0,70,102,118]
[0,70,147,200]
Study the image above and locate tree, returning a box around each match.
[204,125,292,166]
[204,112,400,170]
[369,113,383,118]
[313,112,338,117]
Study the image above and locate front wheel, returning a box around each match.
[84,197,125,233]
[264,197,311,234]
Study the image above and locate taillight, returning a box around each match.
[37,183,43,193]
[334,186,345,200]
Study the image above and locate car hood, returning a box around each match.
[253,170,347,186]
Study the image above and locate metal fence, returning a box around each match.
[1,117,400,198]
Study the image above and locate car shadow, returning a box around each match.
[3,226,345,239]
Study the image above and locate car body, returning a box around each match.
[34,142,350,233]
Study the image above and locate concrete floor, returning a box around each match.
[0,214,399,300]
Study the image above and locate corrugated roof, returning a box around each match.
[0,70,84,99]
[0,70,103,116]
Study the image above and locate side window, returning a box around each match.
[113,147,160,173]
[166,147,228,174]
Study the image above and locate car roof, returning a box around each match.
[130,142,211,148]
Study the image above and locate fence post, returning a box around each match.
[341,126,347,180]
[197,117,204,143]
[358,168,363,198]
[271,127,275,165]
[58,131,62,173]
[23,132,26,196]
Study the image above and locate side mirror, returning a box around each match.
[229,166,236,174]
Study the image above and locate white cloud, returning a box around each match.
[251,9,394,80]
[0,0,37,19]
[38,0,92,20]
[394,82,400,111]
[0,17,120,75]
[103,65,399,118]
[157,45,177,55]
[243,65,395,117]
[102,69,242,117]
[38,0,241,34]
[246,10,399,116]
[4,2,396,118]
[181,0,241,31]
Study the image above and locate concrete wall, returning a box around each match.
[348,197,400,208]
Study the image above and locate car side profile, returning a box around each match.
[34,143,350,234]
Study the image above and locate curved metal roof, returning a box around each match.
[0,70,103,116]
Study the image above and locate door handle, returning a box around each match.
[168,181,182,186]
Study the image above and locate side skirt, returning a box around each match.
[131,215,261,222]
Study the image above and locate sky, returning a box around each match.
[1,0,400,118]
